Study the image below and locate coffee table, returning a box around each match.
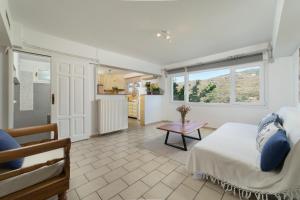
[157,121,208,151]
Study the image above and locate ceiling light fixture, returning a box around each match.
[156,30,172,42]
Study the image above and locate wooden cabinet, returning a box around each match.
[128,101,138,118]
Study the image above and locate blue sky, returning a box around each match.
[174,66,260,82]
[189,69,230,81]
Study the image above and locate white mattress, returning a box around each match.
[0,149,64,197]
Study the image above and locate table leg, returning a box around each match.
[182,135,187,151]
[164,131,187,151]
[197,129,202,140]
[165,131,170,144]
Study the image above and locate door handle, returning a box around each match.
[52,94,55,105]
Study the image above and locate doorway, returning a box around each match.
[13,51,51,129]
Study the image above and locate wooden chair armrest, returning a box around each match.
[5,124,58,140]
[0,138,70,164]
[0,138,71,181]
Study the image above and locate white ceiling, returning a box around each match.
[9,0,276,65]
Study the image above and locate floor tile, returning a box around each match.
[71,164,94,178]
[123,159,144,171]
[122,168,147,185]
[139,153,157,162]
[162,171,186,189]
[66,126,220,200]
[222,192,240,200]
[81,192,101,200]
[175,165,189,176]
[85,166,111,181]
[158,162,178,174]
[97,179,128,200]
[92,157,113,168]
[140,160,160,173]
[84,150,103,159]
[77,156,99,167]
[76,177,107,199]
[154,156,170,164]
[111,152,129,160]
[104,167,128,183]
[70,175,89,190]
[120,181,150,200]
[182,176,205,191]
[67,190,80,200]
[194,186,222,200]
[143,182,173,200]
[141,170,166,187]
[124,152,142,161]
[97,151,114,159]
[109,195,123,200]
[126,147,139,154]
[205,181,225,194]
[167,184,197,200]
[107,158,128,170]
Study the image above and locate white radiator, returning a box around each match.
[97,95,128,134]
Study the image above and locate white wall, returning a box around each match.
[0,47,8,128]
[162,56,297,128]
[9,26,163,134]
[0,0,13,45]
[144,95,163,125]
[20,27,162,75]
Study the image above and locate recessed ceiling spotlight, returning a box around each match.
[156,30,172,42]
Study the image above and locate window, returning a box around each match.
[172,75,185,101]
[235,66,261,103]
[170,63,264,105]
[188,69,230,103]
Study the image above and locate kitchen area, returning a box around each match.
[96,65,163,134]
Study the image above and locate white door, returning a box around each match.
[52,56,89,142]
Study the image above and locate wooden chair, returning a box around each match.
[0,124,71,200]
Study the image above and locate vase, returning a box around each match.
[181,113,186,125]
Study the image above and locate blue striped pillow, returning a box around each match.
[258,113,283,133]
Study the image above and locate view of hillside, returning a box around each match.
[235,68,260,102]
[173,67,260,103]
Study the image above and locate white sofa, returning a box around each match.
[187,107,300,200]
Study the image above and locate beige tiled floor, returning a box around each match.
[66,123,240,200]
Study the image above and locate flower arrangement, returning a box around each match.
[145,82,161,95]
[145,82,151,94]
[150,83,160,94]
[176,105,191,124]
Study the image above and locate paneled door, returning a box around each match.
[52,56,89,142]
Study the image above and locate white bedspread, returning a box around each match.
[186,122,300,198]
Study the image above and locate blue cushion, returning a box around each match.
[260,130,290,171]
[258,113,283,133]
[0,130,24,169]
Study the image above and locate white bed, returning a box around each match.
[186,107,300,200]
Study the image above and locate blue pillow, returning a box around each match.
[258,113,283,133]
[260,130,290,171]
[0,130,24,169]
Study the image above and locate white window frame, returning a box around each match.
[170,73,186,102]
[170,62,266,106]
[187,66,231,105]
[232,62,265,106]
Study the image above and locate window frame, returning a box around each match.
[231,62,265,106]
[170,62,266,106]
[187,66,231,105]
[170,73,186,102]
